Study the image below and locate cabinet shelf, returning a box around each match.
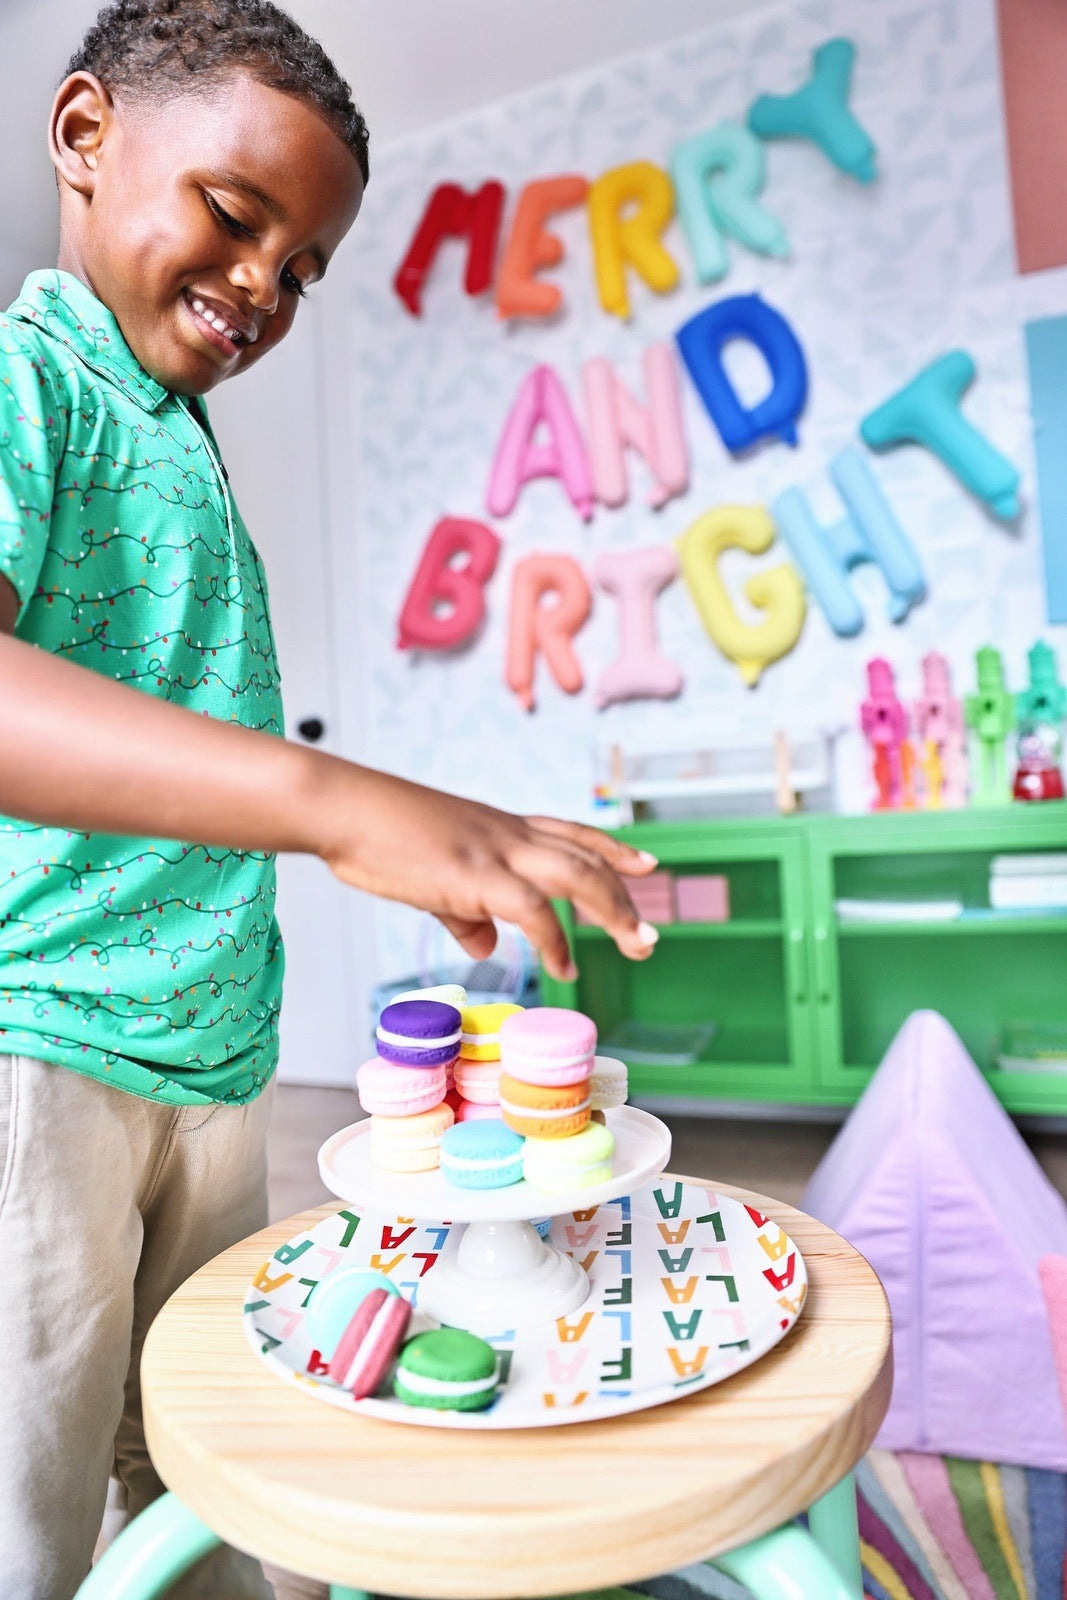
[575,919,783,941]
[543,803,1067,1117]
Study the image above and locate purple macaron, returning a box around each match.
[376,999,462,1068]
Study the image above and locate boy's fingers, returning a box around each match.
[437,913,498,962]
[525,814,658,875]
[465,867,576,981]
[511,837,659,963]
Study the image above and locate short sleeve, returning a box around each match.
[0,324,63,622]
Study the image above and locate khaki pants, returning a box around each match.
[0,1053,283,1600]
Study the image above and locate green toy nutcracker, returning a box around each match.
[965,645,1016,806]
[1013,640,1066,802]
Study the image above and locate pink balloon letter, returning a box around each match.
[582,343,689,510]
[396,516,501,651]
[506,553,592,712]
[486,365,595,522]
[594,545,683,709]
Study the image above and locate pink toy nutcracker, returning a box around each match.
[860,657,916,810]
[912,651,968,808]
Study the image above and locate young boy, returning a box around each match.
[0,3,658,1597]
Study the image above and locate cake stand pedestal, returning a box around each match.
[317,1106,672,1334]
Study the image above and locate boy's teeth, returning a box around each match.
[190,296,236,338]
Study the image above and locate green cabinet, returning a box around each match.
[541,803,1067,1116]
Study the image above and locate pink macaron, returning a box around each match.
[452,1058,502,1105]
[498,1007,597,1087]
[329,1286,412,1398]
[356,1057,446,1117]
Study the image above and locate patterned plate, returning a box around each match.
[243,1180,807,1429]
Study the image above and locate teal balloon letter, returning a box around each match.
[748,37,877,184]
[670,121,789,284]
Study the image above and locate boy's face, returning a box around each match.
[53,72,363,395]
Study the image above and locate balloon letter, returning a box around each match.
[582,343,689,510]
[506,553,592,712]
[747,37,877,183]
[495,175,588,320]
[860,351,1022,521]
[772,447,926,637]
[587,160,680,320]
[396,516,502,650]
[393,181,506,317]
[675,506,806,688]
[594,545,683,709]
[675,294,808,453]
[670,122,789,284]
[486,365,595,522]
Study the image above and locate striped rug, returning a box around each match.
[632,1451,1066,1600]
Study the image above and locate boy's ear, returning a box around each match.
[50,73,114,196]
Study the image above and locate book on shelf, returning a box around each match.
[834,897,963,923]
[990,853,1067,877]
[989,875,1067,911]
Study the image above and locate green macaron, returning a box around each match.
[393,1328,500,1411]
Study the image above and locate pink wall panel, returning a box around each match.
[997,0,1067,274]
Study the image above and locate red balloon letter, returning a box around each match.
[396,517,501,651]
[393,181,506,317]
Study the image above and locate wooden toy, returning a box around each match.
[964,645,1015,806]
[860,658,915,810]
[912,650,967,808]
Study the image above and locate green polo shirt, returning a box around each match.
[0,270,284,1103]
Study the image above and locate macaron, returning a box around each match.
[376,999,462,1068]
[393,1328,501,1411]
[392,983,467,1011]
[459,1001,524,1061]
[306,1267,400,1361]
[440,1120,525,1189]
[498,1072,591,1139]
[452,1057,502,1105]
[371,1102,454,1172]
[499,1006,597,1087]
[446,1089,503,1122]
[523,1121,616,1193]
[356,1057,447,1117]
[588,1054,628,1112]
[329,1286,412,1399]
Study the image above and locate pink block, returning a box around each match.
[675,875,730,922]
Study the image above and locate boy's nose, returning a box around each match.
[229,260,278,316]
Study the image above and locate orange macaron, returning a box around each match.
[498,1072,591,1139]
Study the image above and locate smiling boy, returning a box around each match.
[0,4,657,1598]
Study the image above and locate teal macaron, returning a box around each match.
[393,1328,501,1411]
[439,1119,525,1189]
[305,1267,400,1361]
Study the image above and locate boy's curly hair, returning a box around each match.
[65,0,369,184]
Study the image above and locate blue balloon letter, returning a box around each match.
[675,293,808,453]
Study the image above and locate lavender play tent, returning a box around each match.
[800,1010,1067,1470]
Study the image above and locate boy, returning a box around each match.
[0,3,658,1597]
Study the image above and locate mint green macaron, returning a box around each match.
[393,1328,500,1411]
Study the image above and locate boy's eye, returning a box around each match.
[207,194,254,239]
[281,267,308,299]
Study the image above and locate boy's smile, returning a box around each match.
[52,72,364,395]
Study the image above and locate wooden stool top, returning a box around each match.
[142,1178,892,1596]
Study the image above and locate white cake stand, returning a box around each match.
[317,1106,672,1333]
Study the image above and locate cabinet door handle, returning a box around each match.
[788,926,807,1004]
[813,924,832,1003]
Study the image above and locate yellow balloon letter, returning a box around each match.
[675,506,806,687]
[587,160,680,320]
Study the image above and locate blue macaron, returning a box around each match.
[439,1120,525,1189]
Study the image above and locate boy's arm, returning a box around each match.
[0,577,655,979]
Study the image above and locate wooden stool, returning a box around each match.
[76,1179,892,1599]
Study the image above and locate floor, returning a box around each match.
[267,1084,1067,1221]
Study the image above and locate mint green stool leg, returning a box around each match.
[73,1492,220,1598]
[710,1519,861,1600]
[329,1588,371,1599]
[807,1470,863,1596]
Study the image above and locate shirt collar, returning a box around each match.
[7,269,172,414]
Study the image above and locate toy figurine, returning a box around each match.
[1013,640,1065,802]
[912,651,968,808]
[860,658,915,810]
[964,645,1015,806]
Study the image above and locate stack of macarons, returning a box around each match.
[307,1264,502,1411]
[357,985,467,1171]
[498,1008,623,1193]
[448,1001,524,1122]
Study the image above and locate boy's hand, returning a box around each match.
[315,766,659,981]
